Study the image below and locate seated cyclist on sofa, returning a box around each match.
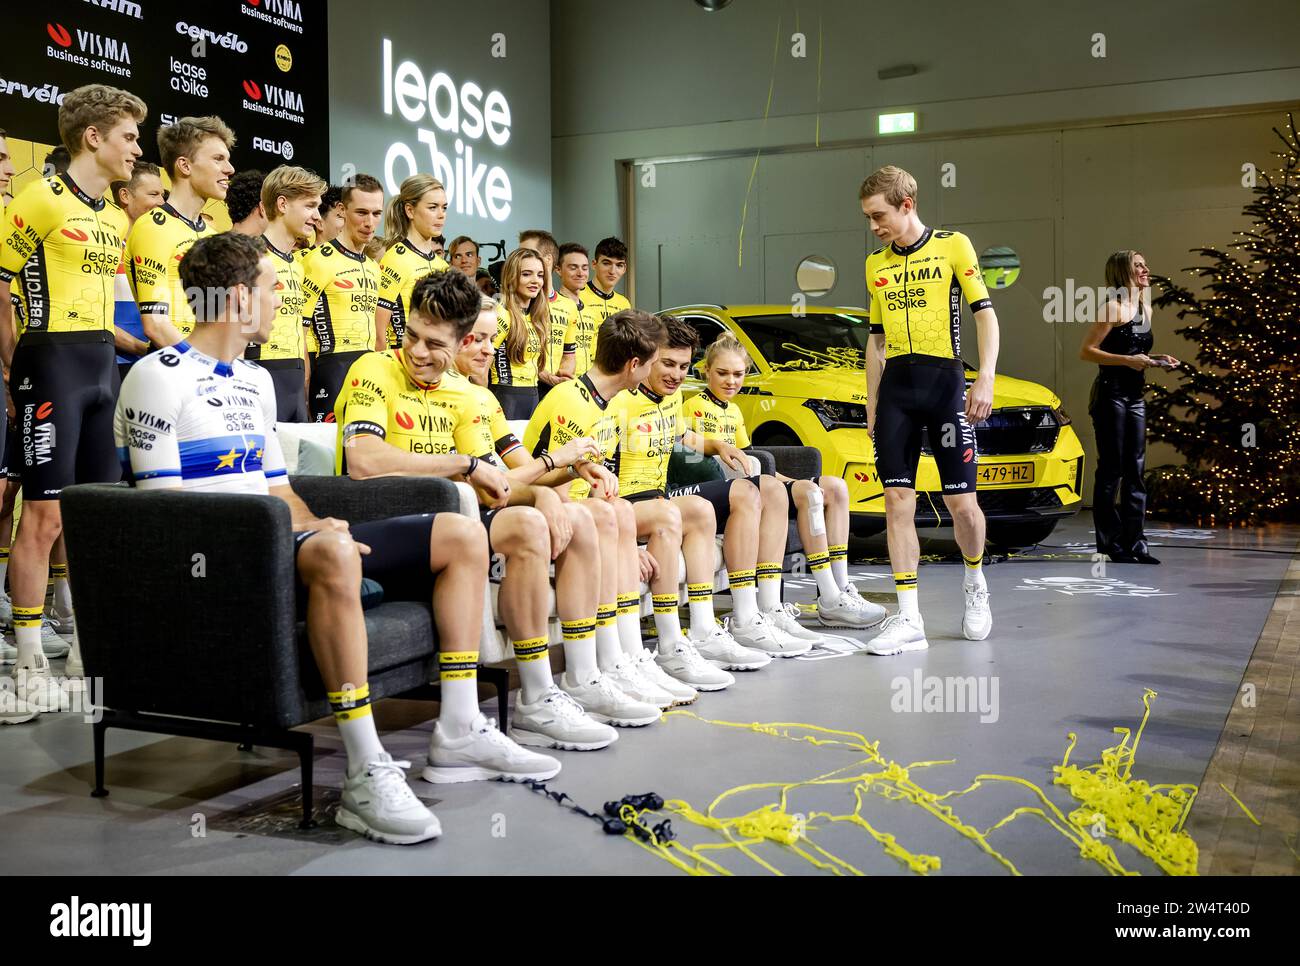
[688,332,886,630]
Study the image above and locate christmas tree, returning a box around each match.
[1145,113,1300,525]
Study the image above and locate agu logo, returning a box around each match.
[274,44,293,72]
[252,136,294,160]
[395,411,415,430]
[46,23,73,47]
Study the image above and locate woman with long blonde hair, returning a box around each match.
[489,247,550,418]
[375,173,449,349]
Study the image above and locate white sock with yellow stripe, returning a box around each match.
[438,651,480,737]
[329,683,385,777]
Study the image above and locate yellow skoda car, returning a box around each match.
[664,304,1084,548]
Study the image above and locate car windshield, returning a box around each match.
[737,312,872,371]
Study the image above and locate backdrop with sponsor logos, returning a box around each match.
[3,1,329,196]
[324,0,551,257]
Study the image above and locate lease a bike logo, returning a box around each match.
[1016,576,1175,598]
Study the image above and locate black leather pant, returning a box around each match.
[1089,374,1148,556]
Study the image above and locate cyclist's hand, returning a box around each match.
[470,460,511,508]
[551,436,602,467]
[965,376,994,424]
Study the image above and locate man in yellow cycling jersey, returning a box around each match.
[554,243,603,380]
[302,174,383,422]
[0,84,146,721]
[615,318,810,671]
[334,269,570,781]
[253,166,324,421]
[126,116,235,347]
[860,165,1000,654]
[455,301,691,724]
[586,237,631,322]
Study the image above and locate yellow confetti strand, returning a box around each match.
[1217,783,1262,826]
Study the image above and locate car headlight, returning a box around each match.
[1051,405,1071,426]
[804,398,868,430]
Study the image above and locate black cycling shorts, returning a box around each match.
[490,385,538,421]
[873,357,977,493]
[264,360,309,423]
[293,512,439,613]
[784,475,822,518]
[310,350,366,423]
[666,477,740,533]
[10,338,121,500]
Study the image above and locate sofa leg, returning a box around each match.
[296,733,316,830]
[90,717,109,799]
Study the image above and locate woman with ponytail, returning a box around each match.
[489,247,550,419]
[375,174,450,349]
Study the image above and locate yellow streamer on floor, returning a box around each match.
[1217,783,1261,826]
[620,690,1201,876]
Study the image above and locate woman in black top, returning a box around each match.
[1079,250,1180,564]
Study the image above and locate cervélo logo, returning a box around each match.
[175,21,250,54]
[0,78,68,106]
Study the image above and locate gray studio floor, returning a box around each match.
[1,516,1295,876]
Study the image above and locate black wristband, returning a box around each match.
[541,453,555,473]
[466,455,479,478]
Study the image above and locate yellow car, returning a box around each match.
[664,304,1084,548]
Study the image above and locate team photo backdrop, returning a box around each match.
[4,1,330,194]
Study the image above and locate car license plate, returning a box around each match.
[978,462,1033,485]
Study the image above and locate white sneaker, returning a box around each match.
[818,587,887,628]
[49,612,75,640]
[694,620,773,669]
[559,670,661,727]
[604,655,675,709]
[1,620,71,663]
[866,614,929,655]
[655,639,735,691]
[6,658,68,713]
[422,714,562,784]
[729,611,810,657]
[510,685,618,751]
[0,592,12,631]
[765,603,831,648]
[336,753,442,845]
[962,583,992,641]
[0,682,39,724]
[633,648,698,705]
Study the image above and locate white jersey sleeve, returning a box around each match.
[242,359,288,487]
[114,353,187,490]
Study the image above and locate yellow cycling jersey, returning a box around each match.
[376,240,450,348]
[865,227,992,362]
[450,370,524,469]
[490,302,542,388]
[565,293,603,376]
[332,349,493,473]
[301,240,381,356]
[0,173,128,343]
[543,289,578,375]
[685,387,750,448]
[584,282,630,323]
[255,237,308,362]
[610,383,683,497]
[124,201,214,338]
[524,371,622,498]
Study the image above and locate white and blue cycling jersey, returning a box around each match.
[114,341,288,493]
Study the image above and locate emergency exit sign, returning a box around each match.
[878,112,917,134]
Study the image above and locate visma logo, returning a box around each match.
[243,79,262,100]
[252,135,294,160]
[394,411,414,430]
[46,23,73,47]
[46,23,132,64]
[242,80,303,111]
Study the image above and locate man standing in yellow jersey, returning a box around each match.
[253,166,325,421]
[586,237,632,323]
[301,174,383,422]
[0,84,146,721]
[860,166,999,654]
[126,117,235,347]
[554,243,602,379]
[376,174,450,350]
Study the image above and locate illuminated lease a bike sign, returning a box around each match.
[380,38,512,222]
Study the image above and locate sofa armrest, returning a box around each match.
[742,447,776,475]
[290,474,462,523]
[60,484,301,726]
[751,445,822,480]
